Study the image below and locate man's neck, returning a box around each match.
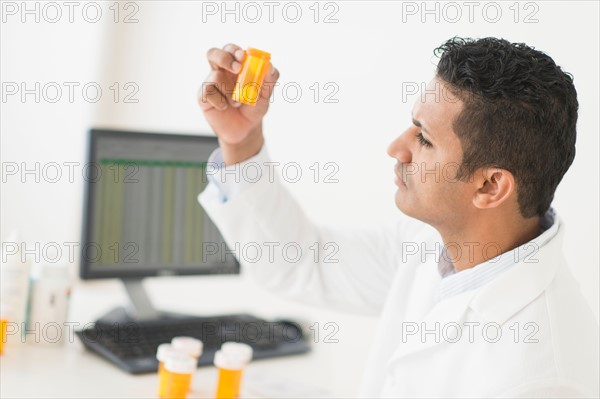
[437,213,541,273]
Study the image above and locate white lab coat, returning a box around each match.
[199,170,599,398]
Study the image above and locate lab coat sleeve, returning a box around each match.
[198,146,430,315]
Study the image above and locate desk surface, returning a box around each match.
[0,339,332,398]
[1,276,373,398]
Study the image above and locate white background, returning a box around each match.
[1,1,599,396]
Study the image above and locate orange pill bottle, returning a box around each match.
[232,48,271,106]
[162,354,196,399]
[214,342,253,399]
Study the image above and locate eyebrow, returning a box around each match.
[411,115,435,139]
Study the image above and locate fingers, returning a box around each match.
[201,43,246,111]
[223,43,246,64]
[198,81,227,112]
[200,43,279,113]
[207,43,246,74]
[199,69,238,111]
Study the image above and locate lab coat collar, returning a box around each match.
[387,215,564,366]
[468,215,564,326]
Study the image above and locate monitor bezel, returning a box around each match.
[79,128,240,280]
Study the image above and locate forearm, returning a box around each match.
[198,146,407,314]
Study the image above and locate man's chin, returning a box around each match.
[394,193,414,216]
[395,193,424,221]
[395,195,442,230]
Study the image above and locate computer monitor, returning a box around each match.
[80,128,239,324]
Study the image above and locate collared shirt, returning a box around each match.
[435,208,558,301]
[205,146,560,302]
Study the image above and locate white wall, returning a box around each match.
[2,1,599,396]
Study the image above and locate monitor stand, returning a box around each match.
[95,278,191,326]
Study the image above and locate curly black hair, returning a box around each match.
[434,37,578,218]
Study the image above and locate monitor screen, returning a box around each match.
[80,128,239,279]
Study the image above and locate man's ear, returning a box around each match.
[472,167,516,210]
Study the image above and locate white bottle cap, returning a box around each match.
[164,354,196,374]
[221,342,253,364]
[156,343,179,362]
[214,350,247,370]
[171,336,203,358]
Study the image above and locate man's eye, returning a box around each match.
[416,132,432,148]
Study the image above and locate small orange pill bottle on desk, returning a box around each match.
[0,312,8,355]
[156,343,183,398]
[0,304,12,355]
[214,342,253,399]
[232,48,271,106]
[162,354,197,399]
[171,336,203,392]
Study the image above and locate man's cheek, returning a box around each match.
[419,161,442,185]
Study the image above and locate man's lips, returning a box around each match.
[395,165,407,188]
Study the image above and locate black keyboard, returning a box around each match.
[76,314,311,374]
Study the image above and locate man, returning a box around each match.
[197,37,599,397]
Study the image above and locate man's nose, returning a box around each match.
[387,129,412,163]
